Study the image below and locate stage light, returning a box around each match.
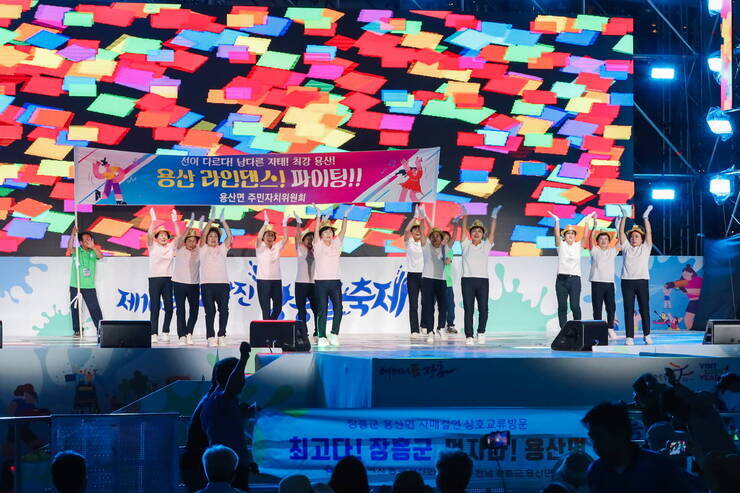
[706,107,733,139]
[651,188,676,200]
[650,67,675,80]
[708,0,722,14]
[707,53,722,72]
[710,176,732,197]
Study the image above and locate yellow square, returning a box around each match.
[234,36,270,55]
[26,137,73,160]
[0,4,22,19]
[603,125,632,140]
[67,126,99,141]
[401,32,443,49]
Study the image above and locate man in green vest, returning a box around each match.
[68,225,104,337]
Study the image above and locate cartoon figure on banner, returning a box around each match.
[397,157,424,202]
[92,157,139,204]
[653,311,683,331]
[663,264,703,330]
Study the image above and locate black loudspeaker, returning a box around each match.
[551,320,609,351]
[250,320,308,351]
[703,320,740,344]
[99,320,152,348]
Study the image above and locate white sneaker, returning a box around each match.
[151,334,158,344]
[625,337,634,346]
[426,332,435,344]
[608,329,617,340]
[159,333,170,343]
[328,333,340,347]
[465,337,474,346]
[217,336,226,347]
[317,337,330,348]
[643,335,653,345]
[420,328,428,336]
[207,337,216,347]
[178,337,187,346]
[437,329,448,341]
[311,336,319,345]
[186,334,194,345]
[477,334,486,345]
[410,333,420,340]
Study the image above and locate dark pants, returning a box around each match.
[256,279,282,320]
[407,272,422,333]
[174,282,199,338]
[201,283,229,338]
[421,277,446,331]
[69,287,103,334]
[315,280,342,338]
[555,274,582,329]
[462,277,489,337]
[295,282,317,337]
[445,286,455,326]
[591,281,616,329]
[621,279,651,337]
[149,276,173,334]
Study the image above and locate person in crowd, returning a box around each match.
[278,474,312,493]
[403,206,425,340]
[541,451,592,493]
[147,208,179,344]
[197,445,246,493]
[329,455,369,493]
[51,450,86,493]
[255,212,288,320]
[392,470,426,493]
[67,226,103,337]
[703,451,740,493]
[441,230,458,336]
[198,342,252,490]
[199,208,233,347]
[548,211,593,329]
[435,449,473,493]
[173,214,202,345]
[581,401,691,492]
[714,372,740,411]
[619,204,654,345]
[312,204,352,348]
[586,212,620,340]
[293,211,317,344]
[631,373,671,428]
[459,206,500,345]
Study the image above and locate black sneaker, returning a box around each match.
[446,325,458,334]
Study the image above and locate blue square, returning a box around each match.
[26,30,69,50]
[241,16,292,37]
[555,30,599,46]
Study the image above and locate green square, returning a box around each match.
[251,132,290,153]
[63,12,94,27]
[96,49,119,60]
[550,81,586,99]
[285,8,327,21]
[256,51,300,70]
[122,36,162,55]
[68,82,97,97]
[523,133,553,147]
[156,149,188,156]
[574,14,609,31]
[305,80,334,92]
[0,28,16,45]
[0,187,12,197]
[31,210,75,233]
[87,93,137,117]
[511,100,544,116]
[233,121,263,136]
[613,34,633,55]
[436,178,450,192]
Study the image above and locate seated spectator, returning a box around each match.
[329,456,369,493]
[51,450,86,493]
[631,373,670,428]
[541,451,592,493]
[714,372,740,411]
[392,470,426,493]
[435,450,473,493]
[199,342,252,491]
[198,445,245,493]
[279,474,312,493]
[582,401,691,493]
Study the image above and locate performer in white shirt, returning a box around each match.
[255,212,288,320]
[548,211,593,329]
[312,204,352,348]
[293,210,317,343]
[619,204,654,345]
[586,212,621,341]
[402,206,425,340]
[459,205,501,345]
[147,208,179,344]
[198,208,233,347]
[173,213,201,346]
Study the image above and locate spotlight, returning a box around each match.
[650,67,675,80]
[709,177,731,197]
[708,0,722,14]
[651,188,676,200]
[707,53,722,72]
[706,107,733,139]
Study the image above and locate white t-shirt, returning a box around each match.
[557,241,582,276]
[172,245,200,284]
[296,244,315,284]
[621,241,651,280]
[461,239,493,278]
[255,239,285,280]
[405,238,423,273]
[313,237,342,280]
[148,242,175,278]
[589,247,618,283]
[422,243,445,280]
[199,243,229,284]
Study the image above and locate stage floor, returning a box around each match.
[0,329,715,358]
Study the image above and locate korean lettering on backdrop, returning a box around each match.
[73,147,440,205]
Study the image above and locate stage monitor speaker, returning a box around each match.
[703,320,740,344]
[551,320,609,351]
[99,320,152,348]
[250,320,304,350]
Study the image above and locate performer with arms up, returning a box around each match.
[199,208,233,347]
[586,212,621,340]
[68,226,104,337]
[173,213,202,345]
[147,208,179,344]
[293,210,318,343]
[255,212,288,320]
[403,206,425,340]
[619,204,654,345]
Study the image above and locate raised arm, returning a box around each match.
[176,213,195,249]
[403,205,421,241]
[642,205,653,247]
[293,211,303,246]
[448,219,459,247]
[199,207,215,247]
[67,225,78,255]
[618,205,629,245]
[489,205,502,245]
[279,214,289,250]
[418,205,429,246]
[338,205,353,241]
[147,207,157,247]
[171,209,180,239]
[220,209,232,250]
[224,342,251,399]
[312,203,322,237]
[548,211,561,247]
[256,210,269,246]
[582,212,595,249]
